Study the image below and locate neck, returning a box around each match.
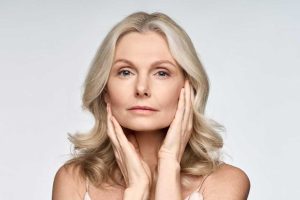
[123,128,167,173]
[122,128,176,197]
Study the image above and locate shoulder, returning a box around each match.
[202,163,250,200]
[52,163,86,200]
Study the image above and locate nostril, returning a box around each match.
[135,91,150,97]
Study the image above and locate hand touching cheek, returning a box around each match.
[106,103,152,189]
[158,80,195,162]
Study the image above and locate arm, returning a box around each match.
[155,80,194,200]
[123,184,150,200]
[155,158,182,200]
[202,164,250,200]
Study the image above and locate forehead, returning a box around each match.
[114,31,177,64]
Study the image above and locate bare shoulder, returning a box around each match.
[203,163,250,200]
[52,163,86,200]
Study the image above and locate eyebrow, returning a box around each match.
[113,58,177,68]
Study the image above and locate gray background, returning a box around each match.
[0,0,299,199]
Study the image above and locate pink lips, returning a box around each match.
[128,106,158,115]
[128,106,158,111]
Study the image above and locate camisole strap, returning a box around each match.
[196,173,211,192]
[85,178,89,193]
[83,178,92,200]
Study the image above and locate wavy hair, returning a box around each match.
[66,11,224,189]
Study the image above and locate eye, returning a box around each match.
[155,71,170,78]
[117,69,133,77]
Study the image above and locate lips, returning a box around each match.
[128,106,158,111]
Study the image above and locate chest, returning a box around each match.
[86,175,204,200]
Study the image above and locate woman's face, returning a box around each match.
[105,31,185,131]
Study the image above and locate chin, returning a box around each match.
[120,121,170,132]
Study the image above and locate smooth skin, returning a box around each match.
[52,31,250,200]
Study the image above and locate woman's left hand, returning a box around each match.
[158,80,194,163]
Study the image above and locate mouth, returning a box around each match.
[128,106,158,111]
[128,105,158,114]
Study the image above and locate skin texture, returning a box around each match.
[52,31,250,200]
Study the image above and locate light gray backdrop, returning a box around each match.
[0,0,299,199]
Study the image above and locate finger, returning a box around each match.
[182,80,192,134]
[188,84,195,131]
[106,105,125,166]
[110,116,129,147]
[107,105,128,161]
[106,104,129,185]
[113,146,128,184]
[163,87,185,149]
[107,107,139,160]
[170,87,185,128]
[106,104,123,163]
[106,104,119,147]
[110,116,138,158]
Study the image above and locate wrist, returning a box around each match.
[124,184,150,200]
[158,158,181,172]
[158,147,178,161]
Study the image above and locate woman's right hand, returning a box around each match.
[106,103,152,190]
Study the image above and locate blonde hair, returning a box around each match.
[66,11,224,189]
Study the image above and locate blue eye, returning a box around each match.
[156,71,170,77]
[117,69,132,77]
[117,69,170,78]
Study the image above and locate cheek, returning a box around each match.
[161,85,182,106]
[106,83,131,122]
[105,78,184,130]
[107,92,128,114]
[106,81,127,105]
[158,86,182,121]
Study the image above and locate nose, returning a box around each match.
[135,76,151,97]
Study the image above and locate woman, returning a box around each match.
[52,11,250,200]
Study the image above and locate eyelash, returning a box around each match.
[117,68,170,78]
